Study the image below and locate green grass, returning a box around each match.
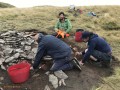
[0,6,120,90]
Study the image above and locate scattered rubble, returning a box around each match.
[0,30,38,70]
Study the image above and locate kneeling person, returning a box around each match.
[77,31,112,67]
[32,33,81,71]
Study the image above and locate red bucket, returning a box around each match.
[7,62,31,83]
[75,29,83,42]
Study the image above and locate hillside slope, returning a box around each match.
[0,2,15,8]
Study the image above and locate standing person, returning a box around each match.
[54,12,72,38]
[76,31,112,67]
[32,33,81,71]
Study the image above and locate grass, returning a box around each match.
[0,5,120,90]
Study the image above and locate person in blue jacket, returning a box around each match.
[76,31,112,67]
[32,33,81,71]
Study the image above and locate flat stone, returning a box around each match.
[32,74,40,78]
[54,70,68,79]
[1,32,10,36]
[3,48,13,55]
[49,74,58,89]
[32,48,37,53]
[0,52,4,57]
[20,53,27,58]
[25,46,31,51]
[13,53,20,59]
[27,52,35,60]
[15,49,24,53]
[5,57,14,63]
[21,42,25,45]
[0,77,4,81]
[1,65,6,70]
[0,58,5,65]
[0,39,5,44]
[44,85,51,90]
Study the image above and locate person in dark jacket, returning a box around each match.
[76,31,112,67]
[32,33,81,71]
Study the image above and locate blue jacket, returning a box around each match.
[33,35,71,69]
[82,34,112,63]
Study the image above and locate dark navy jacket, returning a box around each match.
[33,35,71,69]
[82,34,112,63]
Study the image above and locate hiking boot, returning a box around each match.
[71,57,82,71]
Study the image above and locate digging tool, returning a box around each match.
[30,64,45,77]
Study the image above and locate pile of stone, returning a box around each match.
[0,31,38,70]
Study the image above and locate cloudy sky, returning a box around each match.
[0,0,120,8]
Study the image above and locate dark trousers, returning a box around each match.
[50,49,73,71]
[91,50,112,67]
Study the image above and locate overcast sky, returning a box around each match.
[0,0,120,8]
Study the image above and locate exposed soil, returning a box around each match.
[0,31,120,90]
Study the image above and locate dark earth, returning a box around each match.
[0,30,120,90]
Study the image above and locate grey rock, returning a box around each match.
[32,48,37,53]
[15,49,24,53]
[0,39,5,44]
[27,52,35,60]
[54,70,68,79]
[44,85,51,90]
[0,77,4,81]
[1,65,6,70]
[25,46,31,51]
[21,42,25,45]
[13,53,20,59]
[25,42,32,45]
[20,53,27,57]
[5,57,14,63]
[49,74,58,89]
[3,48,13,55]
[32,74,40,77]
[17,32,24,36]
[0,58,5,65]
[9,63,15,66]
[0,52,4,57]
[1,32,10,36]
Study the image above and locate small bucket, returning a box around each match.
[7,61,31,83]
[75,29,84,42]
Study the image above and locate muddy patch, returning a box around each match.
[0,31,119,90]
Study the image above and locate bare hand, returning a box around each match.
[30,66,34,70]
[75,52,82,56]
[79,60,84,66]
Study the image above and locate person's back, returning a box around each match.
[39,35,71,59]
[79,31,112,67]
[88,34,112,53]
[33,33,81,71]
